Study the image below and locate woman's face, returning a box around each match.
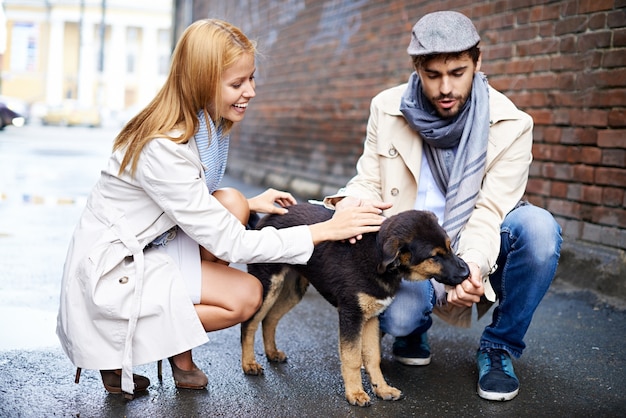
[218,53,256,123]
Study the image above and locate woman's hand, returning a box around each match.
[334,196,392,243]
[447,262,484,307]
[308,206,385,245]
[248,188,297,215]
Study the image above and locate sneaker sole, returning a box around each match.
[394,355,431,366]
[477,386,519,401]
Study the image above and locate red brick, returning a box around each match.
[578,31,612,52]
[598,130,626,148]
[560,127,598,145]
[555,16,588,36]
[588,13,607,30]
[615,28,626,47]
[591,89,626,107]
[573,164,596,183]
[591,206,626,228]
[577,146,603,164]
[567,183,582,200]
[602,50,626,68]
[569,109,609,127]
[550,181,569,198]
[579,0,614,13]
[596,167,626,186]
[547,198,582,219]
[608,10,626,29]
[608,109,626,127]
[526,178,551,195]
[528,109,554,125]
[602,149,626,168]
[581,185,603,203]
[603,187,625,207]
[543,162,574,180]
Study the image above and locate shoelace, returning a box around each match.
[485,349,505,372]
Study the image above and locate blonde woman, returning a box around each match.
[56,19,385,399]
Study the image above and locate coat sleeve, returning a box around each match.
[135,138,314,265]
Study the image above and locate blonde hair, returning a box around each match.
[114,19,257,175]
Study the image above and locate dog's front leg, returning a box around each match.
[338,315,371,406]
[241,314,265,375]
[361,316,402,401]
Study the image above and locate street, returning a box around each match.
[0,124,624,417]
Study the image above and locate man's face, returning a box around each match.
[417,53,481,119]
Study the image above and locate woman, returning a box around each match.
[56,19,384,399]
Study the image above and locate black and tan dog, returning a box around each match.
[241,203,469,406]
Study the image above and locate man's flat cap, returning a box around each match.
[407,11,480,56]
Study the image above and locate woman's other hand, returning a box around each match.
[248,188,297,215]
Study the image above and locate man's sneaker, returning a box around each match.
[476,348,520,401]
[392,331,431,366]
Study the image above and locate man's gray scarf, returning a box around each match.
[400,71,490,249]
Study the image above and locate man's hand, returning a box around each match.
[447,262,484,307]
[334,196,392,244]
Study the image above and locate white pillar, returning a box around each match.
[45,19,64,105]
[105,23,126,112]
[138,25,158,106]
[77,20,96,106]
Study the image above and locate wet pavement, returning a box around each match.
[0,125,624,417]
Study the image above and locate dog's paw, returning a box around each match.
[374,385,403,401]
[266,349,287,363]
[346,390,371,407]
[242,362,265,376]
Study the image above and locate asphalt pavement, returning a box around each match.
[0,126,624,417]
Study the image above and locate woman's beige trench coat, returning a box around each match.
[57,134,314,394]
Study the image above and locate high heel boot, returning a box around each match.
[74,368,149,399]
[157,358,208,389]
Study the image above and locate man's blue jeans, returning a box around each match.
[379,203,563,358]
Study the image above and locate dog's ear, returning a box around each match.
[377,238,401,274]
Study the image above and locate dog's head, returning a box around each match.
[376,210,469,286]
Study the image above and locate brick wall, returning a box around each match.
[189,0,626,251]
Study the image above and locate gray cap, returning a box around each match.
[407,11,480,56]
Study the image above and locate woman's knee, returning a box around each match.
[236,276,263,321]
[213,187,250,225]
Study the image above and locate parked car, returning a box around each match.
[42,100,101,127]
[0,96,30,125]
[0,101,25,130]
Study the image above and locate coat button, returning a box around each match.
[390,188,399,196]
[119,276,129,284]
[389,147,398,157]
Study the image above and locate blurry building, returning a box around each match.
[1,0,172,119]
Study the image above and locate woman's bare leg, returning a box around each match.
[174,187,261,371]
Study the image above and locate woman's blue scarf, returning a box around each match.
[195,110,230,194]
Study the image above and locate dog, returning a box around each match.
[240,203,469,406]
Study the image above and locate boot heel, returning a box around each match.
[168,357,208,390]
[157,360,163,380]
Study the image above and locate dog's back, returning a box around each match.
[250,203,383,307]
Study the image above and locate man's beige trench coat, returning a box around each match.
[325,83,533,327]
[57,134,314,394]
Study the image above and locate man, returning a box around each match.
[324,11,562,401]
